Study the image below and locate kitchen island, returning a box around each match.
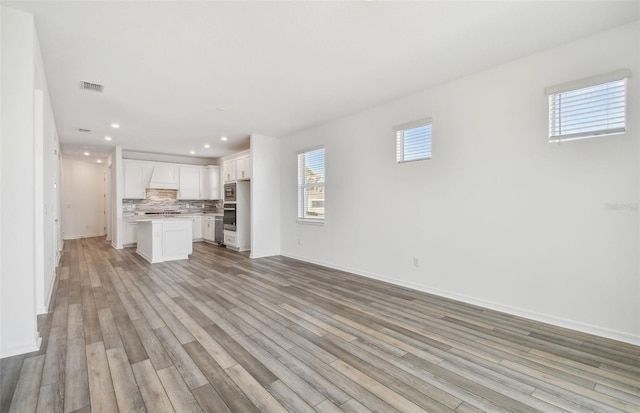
[136,216,193,263]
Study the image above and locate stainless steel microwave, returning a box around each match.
[224,183,236,202]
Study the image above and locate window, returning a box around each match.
[297,147,325,222]
[546,69,630,142]
[395,118,432,162]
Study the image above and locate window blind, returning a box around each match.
[395,119,432,163]
[546,70,629,142]
[297,147,325,221]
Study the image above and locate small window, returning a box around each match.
[297,147,325,223]
[395,118,432,163]
[546,70,630,142]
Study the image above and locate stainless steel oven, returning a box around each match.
[224,183,236,202]
[223,203,236,231]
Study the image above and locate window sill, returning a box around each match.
[297,219,325,226]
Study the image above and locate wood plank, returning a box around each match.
[86,341,118,413]
[105,347,146,413]
[8,355,45,413]
[114,314,148,364]
[64,337,90,413]
[183,341,259,413]
[131,359,174,413]
[157,365,203,412]
[153,325,208,389]
[1,355,26,412]
[131,318,173,370]
[225,364,288,413]
[191,384,233,413]
[268,380,316,413]
[330,359,428,413]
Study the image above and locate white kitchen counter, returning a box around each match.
[136,217,193,263]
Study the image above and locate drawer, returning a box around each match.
[224,233,237,247]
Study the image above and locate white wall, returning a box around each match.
[61,157,107,239]
[35,31,62,314]
[0,4,4,356]
[112,146,124,249]
[250,134,281,258]
[280,22,639,344]
[0,6,41,357]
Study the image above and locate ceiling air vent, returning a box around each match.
[80,81,104,93]
[77,128,91,133]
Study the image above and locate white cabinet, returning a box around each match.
[223,159,236,182]
[224,230,237,248]
[179,166,213,200]
[148,164,178,190]
[178,166,200,199]
[136,219,193,264]
[203,217,216,242]
[125,221,138,245]
[123,160,146,199]
[207,166,220,200]
[191,215,203,240]
[199,168,209,200]
[237,154,252,181]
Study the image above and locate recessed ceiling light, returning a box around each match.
[189,150,196,155]
[110,123,120,128]
[83,151,90,156]
[221,136,228,141]
[204,144,210,149]
[96,159,103,164]
[104,136,112,141]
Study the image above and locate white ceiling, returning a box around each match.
[5,1,639,161]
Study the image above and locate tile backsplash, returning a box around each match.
[123,189,222,214]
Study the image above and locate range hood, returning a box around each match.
[147,164,179,190]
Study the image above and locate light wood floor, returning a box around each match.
[1,238,639,413]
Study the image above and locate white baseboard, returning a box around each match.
[63,233,105,240]
[38,268,59,314]
[250,250,281,259]
[0,336,42,359]
[281,253,640,346]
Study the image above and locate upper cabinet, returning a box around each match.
[237,154,252,181]
[123,160,147,199]
[223,159,237,182]
[222,152,251,182]
[178,166,200,200]
[178,165,220,200]
[208,166,220,200]
[148,164,178,190]
[123,160,220,200]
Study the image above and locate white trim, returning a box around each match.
[544,69,631,95]
[296,219,325,226]
[281,253,640,345]
[63,233,105,240]
[250,250,280,259]
[296,145,324,155]
[393,117,432,132]
[37,269,57,314]
[0,337,42,359]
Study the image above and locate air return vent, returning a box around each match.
[77,128,91,133]
[80,81,104,93]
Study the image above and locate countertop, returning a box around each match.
[135,216,194,223]
[125,212,223,222]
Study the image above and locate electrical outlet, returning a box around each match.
[413,257,419,267]
[297,238,301,245]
